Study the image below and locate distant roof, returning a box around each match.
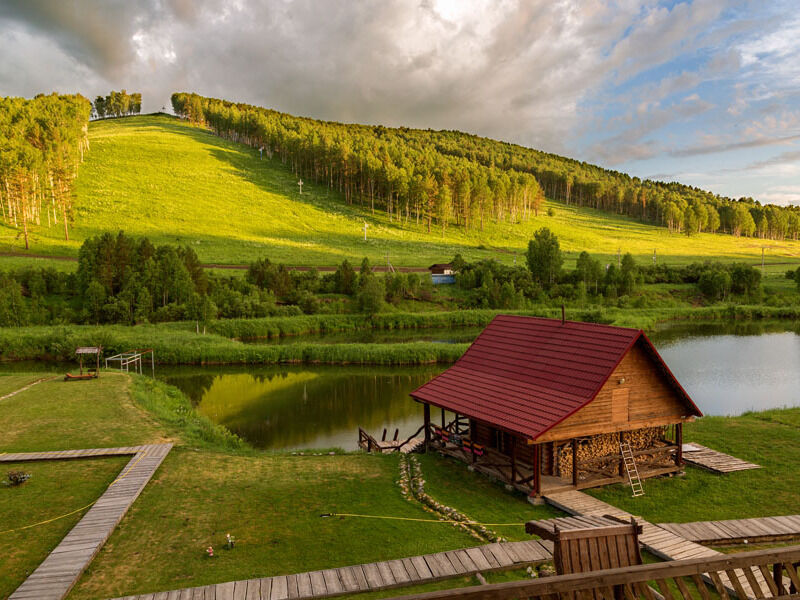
[411,315,700,440]
[428,263,452,270]
[75,347,101,354]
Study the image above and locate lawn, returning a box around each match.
[1,115,799,269]
[0,373,50,397]
[0,457,130,599]
[588,408,800,523]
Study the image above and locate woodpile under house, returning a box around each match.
[410,315,702,496]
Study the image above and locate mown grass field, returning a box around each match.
[1,114,799,270]
[1,369,799,599]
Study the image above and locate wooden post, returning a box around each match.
[618,431,626,478]
[441,408,445,430]
[675,422,683,466]
[423,403,431,453]
[533,443,541,496]
[572,439,579,487]
[511,437,517,484]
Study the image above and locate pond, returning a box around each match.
[158,320,800,451]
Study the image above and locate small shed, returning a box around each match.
[410,315,702,496]
[428,263,455,285]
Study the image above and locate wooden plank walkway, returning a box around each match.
[659,515,800,544]
[5,443,173,600]
[107,539,554,600]
[543,489,770,599]
[375,438,425,454]
[682,443,761,473]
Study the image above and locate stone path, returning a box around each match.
[107,539,554,600]
[2,443,173,600]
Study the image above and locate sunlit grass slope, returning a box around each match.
[2,114,800,267]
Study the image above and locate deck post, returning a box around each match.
[572,439,579,487]
[675,422,683,466]
[618,431,626,478]
[511,437,517,483]
[533,443,541,496]
[441,408,445,430]
[423,403,431,453]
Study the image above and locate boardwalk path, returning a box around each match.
[681,443,761,473]
[1,444,173,600]
[659,515,800,545]
[107,539,553,600]
[543,489,769,598]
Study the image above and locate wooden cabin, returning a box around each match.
[428,263,455,285]
[410,315,702,496]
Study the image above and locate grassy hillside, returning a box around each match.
[1,115,799,268]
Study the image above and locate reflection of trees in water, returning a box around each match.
[650,321,800,347]
[163,366,441,449]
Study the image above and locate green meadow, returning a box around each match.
[1,115,799,270]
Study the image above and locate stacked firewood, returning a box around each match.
[557,427,668,477]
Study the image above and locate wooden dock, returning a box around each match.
[659,515,800,545]
[543,489,769,598]
[107,540,554,600]
[3,444,173,600]
[682,443,760,473]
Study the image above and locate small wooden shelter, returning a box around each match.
[65,346,102,381]
[410,315,702,496]
[428,263,455,285]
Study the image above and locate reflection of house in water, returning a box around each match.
[411,315,702,497]
[428,263,455,285]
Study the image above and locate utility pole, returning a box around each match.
[297,179,303,195]
[363,222,368,241]
[653,249,657,265]
[617,248,621,268]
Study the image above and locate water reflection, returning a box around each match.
[238,327,484,345]
[162,365,443,450]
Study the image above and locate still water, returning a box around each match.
[161,321,800,451]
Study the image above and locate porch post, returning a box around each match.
[510,436,517,483]
[532,443,541,496]
[675,422,683,466]
[441,408,445,429]
[572,438,579,487]
[423,403,431,453]
[618,431,626,479]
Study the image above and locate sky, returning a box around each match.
[1,0,798,205]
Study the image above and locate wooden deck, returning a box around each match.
[107,540,554,600]
[682,443,760,473]
[2,444,173,600]
[542,489,769,598]
[659,515,800,545]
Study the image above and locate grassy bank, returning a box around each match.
[1,306,799,366]
[4,115,800,269]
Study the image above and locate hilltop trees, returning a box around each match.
[171,92,544,236]
[172,91,800,243]
[93,91,142,119]
[0,93,91,248]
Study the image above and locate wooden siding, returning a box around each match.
[535,340,693,443]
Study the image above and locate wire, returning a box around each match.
[322,512,524,527]
[0,451,149,535]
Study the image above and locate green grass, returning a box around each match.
[0,373,167,452]
[588,408,800,522]
[0,373,49,397]
[2,115,800,269]
[0,457,130,599]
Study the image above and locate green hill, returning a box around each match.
[2,114,799,269]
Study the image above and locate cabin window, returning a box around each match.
[490,428,512,454]
[612,388,630,423]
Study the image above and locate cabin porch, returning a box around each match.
[422,406,684,497]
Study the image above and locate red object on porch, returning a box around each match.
[411,315,701,441]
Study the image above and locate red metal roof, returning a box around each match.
[411,315,701,440]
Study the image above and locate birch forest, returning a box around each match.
[0,93,92,248]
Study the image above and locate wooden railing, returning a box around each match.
[358,427,381,453]
[383,546,800,600]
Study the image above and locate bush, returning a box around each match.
[5,470,31,486]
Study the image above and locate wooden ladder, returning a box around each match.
[620,441,644,497]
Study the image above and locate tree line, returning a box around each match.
[93,90,142,119]
[172,92,800,241]
[171,92,545,235]
[0,93,91,249]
